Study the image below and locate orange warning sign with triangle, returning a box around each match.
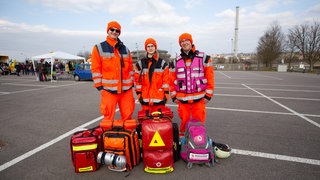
[149,130,165,147]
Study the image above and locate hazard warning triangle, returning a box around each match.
[149,130,165,147]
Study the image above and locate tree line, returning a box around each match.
[75,21,319,72]
[257,21,320,71]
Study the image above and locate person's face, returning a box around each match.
[180,39,192,52]
[107,27,120,39]
[146,44,156,54]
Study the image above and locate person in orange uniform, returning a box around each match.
[169,33,214,136]
[91,21,135,124]
[134,38,169,112]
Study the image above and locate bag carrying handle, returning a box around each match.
[112,119,125,130]
[150,111,171,120]
[74,126,100,137]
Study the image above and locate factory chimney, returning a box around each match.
[234,6,239,62]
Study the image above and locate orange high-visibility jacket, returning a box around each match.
[134,55,169,106]
[169,49,214,103]
[91,37,134,94]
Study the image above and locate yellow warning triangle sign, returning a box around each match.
[149,130,165,147]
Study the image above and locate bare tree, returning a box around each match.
[257,22,285,68]
[285,36,299,69]
[288,21,320,71]
[77,50,91,61]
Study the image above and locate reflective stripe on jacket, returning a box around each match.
[91,37,133,94]
[134,56,169,106]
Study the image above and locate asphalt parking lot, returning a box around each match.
[0,71,319,180]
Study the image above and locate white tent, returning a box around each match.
[31,51,85,82]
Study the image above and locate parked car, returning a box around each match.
[73,64,92,81]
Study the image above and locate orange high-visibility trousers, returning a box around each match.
[100,89,135,121]
[177,99,206,133]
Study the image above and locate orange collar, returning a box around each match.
[106,36,118,47]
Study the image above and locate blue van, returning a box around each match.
[73,64,92,81]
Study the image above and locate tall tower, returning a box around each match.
[234,6,239,62]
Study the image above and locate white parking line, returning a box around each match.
[253,88,320,93]
[242,84,320,128]
[217,71,232,78]
[215,86,320,93]
[0,82,86,95]
[248,72,283,80]
[0,115,103,172]
[215,93,320,101]
[165,103,320,166]
[0,92,10,95]
[208,106,320,118]
[1,97,319,172]
[232,149,320,166]
[0,86,54,95]
[242,83,320,88]
[166,103,320,118]
[0,98,134,172]
[1,82,52,87]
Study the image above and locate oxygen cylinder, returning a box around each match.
[97,152,126,169]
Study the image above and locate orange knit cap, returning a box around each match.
[144,38,157,50]
[107,21,121,34]
[179,33,193,45]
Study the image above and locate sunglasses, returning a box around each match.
[109,28,120,33]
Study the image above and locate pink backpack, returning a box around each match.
[180,119,215,169]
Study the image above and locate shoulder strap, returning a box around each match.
[138,58,148,83]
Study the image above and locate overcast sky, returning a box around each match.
[0,0,319,61]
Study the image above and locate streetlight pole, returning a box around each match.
[170,42,172,58]
[136,43,139,61]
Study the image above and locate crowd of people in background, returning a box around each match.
[36,60,78,81]
[0,62,35,76]
[0,60,80,81]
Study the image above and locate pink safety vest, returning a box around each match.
[174,52,207,93]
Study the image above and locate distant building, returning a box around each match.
[131,50,171,63]
[0,55,9,64]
